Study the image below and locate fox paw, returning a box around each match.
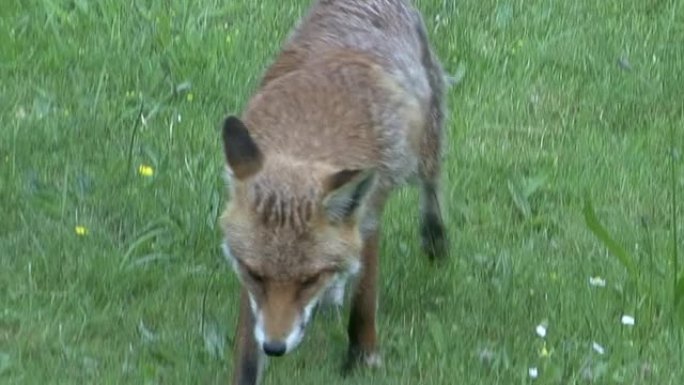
[420,212,447,260]
[343,348,383,375]
[362,352,383,368]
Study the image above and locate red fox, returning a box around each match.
[219,0,449,383]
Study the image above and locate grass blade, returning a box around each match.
[669,142,679,308]
[508,179,531,218]
[676,276,684,307]
[119,227,168,270]
[583,193,638,281]
[426,313,446,355]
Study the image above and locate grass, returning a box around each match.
[1,0,683,383]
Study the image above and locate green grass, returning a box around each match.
[1,0,683,383]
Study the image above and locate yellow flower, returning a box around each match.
[75,226,88,236]
[138,164,154,177]
[539,342,551,358]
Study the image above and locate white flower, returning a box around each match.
[528,367,539,379]
[592,341,605,355]
[589,276,606,287]
[621,315,635,326]
[535,324,547,338]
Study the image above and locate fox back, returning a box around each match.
[219,0,449,383]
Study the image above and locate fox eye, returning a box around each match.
[245,269,264,284]
[301,274,319,289]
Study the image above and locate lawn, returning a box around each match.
[1,0,683,384]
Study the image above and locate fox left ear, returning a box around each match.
[221,115,264,181]
[322,168,376,222]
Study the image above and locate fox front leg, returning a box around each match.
[232,289,266,385]
[344,228,383,372]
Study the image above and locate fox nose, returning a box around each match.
[262,341,287,357]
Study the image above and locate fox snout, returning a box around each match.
[262,341,287,357]
[251,295,319,357]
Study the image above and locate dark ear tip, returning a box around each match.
[223,115,241,125]
[220,115,263,179]
[222,115,246,137]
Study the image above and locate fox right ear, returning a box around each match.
[221,116,264,180]
[322,168,376,223]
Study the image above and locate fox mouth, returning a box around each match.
[288,302,319,351]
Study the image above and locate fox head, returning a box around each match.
[219,116,376,357]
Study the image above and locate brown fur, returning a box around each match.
[219,1,449,384]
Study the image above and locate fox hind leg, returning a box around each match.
[417,68,448,261]
[415,17,449,261]
[419,179,447,260]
